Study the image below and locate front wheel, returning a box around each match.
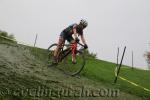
[57,50,86,76]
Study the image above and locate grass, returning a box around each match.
[82,57,150,99]
[28,46,150,99]
[0,38,150,100]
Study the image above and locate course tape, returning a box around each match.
[114,63,150,92]
[119,76,150,92]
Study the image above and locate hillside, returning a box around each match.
[0,40,150,100]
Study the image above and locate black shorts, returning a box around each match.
[60,32,74,42]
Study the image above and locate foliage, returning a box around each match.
[144,52,150,69]
[8,34,15,39]
[0,30,8,37]
[0,30,15,40]
[84,49,97,59]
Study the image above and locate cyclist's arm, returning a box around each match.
[80,35,87,45]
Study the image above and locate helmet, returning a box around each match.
[80,19,88,28]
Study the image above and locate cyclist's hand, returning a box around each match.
[75,37,79,43]
[84,44,88,49]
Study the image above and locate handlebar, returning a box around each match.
[64,42,87,50]
[77,42,84,47]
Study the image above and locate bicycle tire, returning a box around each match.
[58,49,86,76]
[47,43,58,66]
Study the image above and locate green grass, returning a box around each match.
[19,44,150,100]
[82,57,150,99]
[0,38,150,100]
[27,46,150,99]
[0,36,17,44]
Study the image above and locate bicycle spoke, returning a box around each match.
[57,50,85,76]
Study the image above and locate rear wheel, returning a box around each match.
[47,43,58,66]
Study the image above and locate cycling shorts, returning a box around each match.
[60,32,74,42]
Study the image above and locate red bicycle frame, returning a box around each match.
[70,43,77,58]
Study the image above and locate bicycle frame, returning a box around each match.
[59,42,84,62]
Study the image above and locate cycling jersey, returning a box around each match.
[60,23,83,42]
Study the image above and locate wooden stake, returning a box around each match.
[34,34,38,47]
[132,51,134,69]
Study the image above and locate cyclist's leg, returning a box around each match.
[53,35,65,63]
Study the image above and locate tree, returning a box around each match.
[0,30,15,40]
[8,34,15,39]
[84,49,97,59]
[145,52,150,69]
[0,30,8,37]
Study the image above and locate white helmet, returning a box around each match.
[80,19,88,28]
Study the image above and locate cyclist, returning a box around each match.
[53,19,88,64]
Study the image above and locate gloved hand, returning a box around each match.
[84,44,88,49]
[75,37,80,43]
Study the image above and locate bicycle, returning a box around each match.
[47,42,86,76]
